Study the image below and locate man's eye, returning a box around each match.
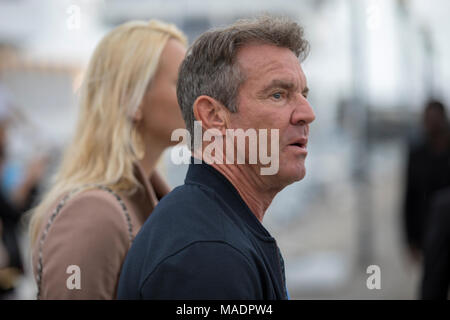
[272,92,283,100]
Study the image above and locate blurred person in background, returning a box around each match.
[0,220,9,267]
[420,187,450,299]
[0,81,48,299]
[403,100,450,262]
[0,219,19,298]
[28,20,187,299]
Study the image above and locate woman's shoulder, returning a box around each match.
[33,188,133,299]
[39,188,132,246]
[63,188,126,213]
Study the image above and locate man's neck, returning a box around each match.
[209,162,277,222]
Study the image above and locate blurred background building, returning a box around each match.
[0,0,449,299]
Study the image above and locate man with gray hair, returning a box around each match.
[118,15,315,300]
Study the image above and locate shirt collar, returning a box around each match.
[185,157,275,240]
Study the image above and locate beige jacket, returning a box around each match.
[31,164,170,299]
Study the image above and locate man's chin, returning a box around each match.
[279,166,306,186]
[293,169,306,182]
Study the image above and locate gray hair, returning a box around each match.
[176,15,309,148]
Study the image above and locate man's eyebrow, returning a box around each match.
[259,79,309,97]
[260,79,296,93]
[302,86,309,96]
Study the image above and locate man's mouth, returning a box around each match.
[289,142,306,149]
[288,138,308,150]
[287,137,308,155]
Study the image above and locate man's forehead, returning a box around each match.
[236,45,306,90]
[238,44,296,66]
[237,43,304,81]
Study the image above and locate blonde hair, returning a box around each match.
[29,20,187,244]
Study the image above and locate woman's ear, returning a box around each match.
[133,106,143,123]
[193,95,230,134]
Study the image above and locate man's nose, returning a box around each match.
[291,96,315,125]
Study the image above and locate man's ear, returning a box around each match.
[193,95,230,133]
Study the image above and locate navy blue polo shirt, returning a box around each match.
[117,159,288,300]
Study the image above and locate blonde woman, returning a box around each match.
[29,20,187,299]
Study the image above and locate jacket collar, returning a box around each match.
[185,158,288,300]
[185,157,275,241]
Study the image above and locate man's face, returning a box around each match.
[228,43,315,189]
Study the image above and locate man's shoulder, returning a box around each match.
[138,240,263,299]
[153,182,220,215]
[145,182,226,232]
[137,181,253,247]
[120,182,258,293]
[118,239,263,299]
